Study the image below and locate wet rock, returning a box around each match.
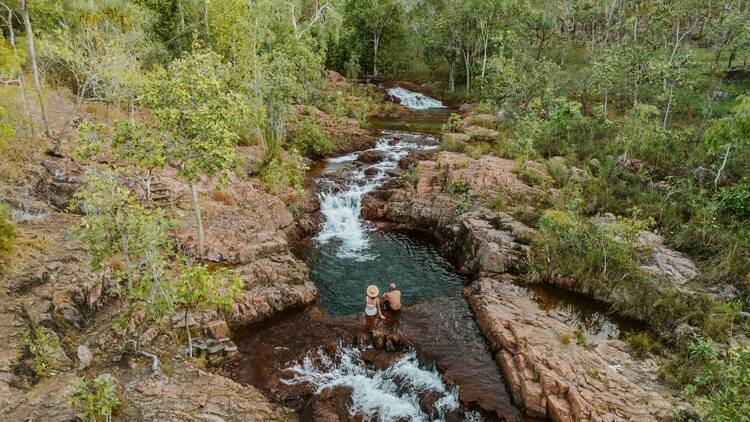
[363,167,379,176]
[356,150,387,164]
[361,348,401,370]
[465,276,687,421]
[77,344,93,369]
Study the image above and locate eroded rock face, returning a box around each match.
[363,151,536,276]
[121,363,289,421]
[167,170,318,326]
[465,276,684,421]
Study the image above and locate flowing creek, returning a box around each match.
[228,87,640,421]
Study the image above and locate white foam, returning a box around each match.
[282,345,460,422]
[387,87,445,110]
[315,134,438,260]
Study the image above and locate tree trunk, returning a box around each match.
[20,0,52,140]
[185,307,193,358]
[663,82,674,128]
[3,5,34,136]
[481,33,489,81]
[448,58,455,92]
[373,34,380,79]
[714,143,732,190]
[204,0,209,40]
[464,50,471,94]
[190,182,205,256]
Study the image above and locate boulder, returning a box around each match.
[205,320,229,339]
[77,344,93,369]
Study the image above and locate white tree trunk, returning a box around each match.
[373,34,380,78]
[663,82,674,128]
[190,182,205,256]
[21,0,52,139]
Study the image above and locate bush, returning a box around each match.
[0,204,16,260]
[665,336,750,421]
[441,113,462,133]
[545,158,573,188]
[513,161,550,187]
[448,179,470,195]
[69,374,121,422]
[291,117,332,158]
[442,135,467,153]
[623,331,662,358]
[530,210,713,327]
[452,194,471,216]
[715,182,750,220]
[21,328,62,378]
[262,149,308,197]
[399,163,420,188]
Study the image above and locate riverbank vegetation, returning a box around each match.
[1,0,749,419]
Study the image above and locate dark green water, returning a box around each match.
[306,230,467,315]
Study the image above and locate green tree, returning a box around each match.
[174,263,243,358]
[141,49,246,256]
[344,0,402,79]
[72,169,176,353]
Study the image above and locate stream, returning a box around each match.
[228,87,638,422]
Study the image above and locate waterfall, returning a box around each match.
[315,133,438,260]
[282,345,462,422]
[387,87,445,110]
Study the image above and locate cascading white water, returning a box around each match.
[282,345,461,422]
[315,133,438,260]
[387,86,445,110]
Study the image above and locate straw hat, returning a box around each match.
[367,285,379,298]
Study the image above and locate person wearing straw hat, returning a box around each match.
[365,285,385,320]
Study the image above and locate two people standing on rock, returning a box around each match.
[365,282,401,320]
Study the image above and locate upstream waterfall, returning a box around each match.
[387,86,446,110]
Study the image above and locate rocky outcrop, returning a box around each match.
[121,363,290,421]
[465,276,685,421]
[364,151,536,276]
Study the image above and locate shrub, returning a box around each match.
[442,135,467,153]
[69,374,121,422]
[291,117,332,158]
[666,336,750,421]
[715,182,750,220]
[21,328,62,378]
[513,161,550,187]
[399,164,420,188]
[441,113,462,133]
[558,330,572,345]
[530,210,713,327]
[623,331,662,358]
[545,158,573,188]
[262,149,308,197]
[452,194,471,216]
[0,204,16,260]
[448,179,470,195]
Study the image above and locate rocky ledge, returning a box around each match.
[465,275,684,421]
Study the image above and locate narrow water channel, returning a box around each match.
[228,87,638,422]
